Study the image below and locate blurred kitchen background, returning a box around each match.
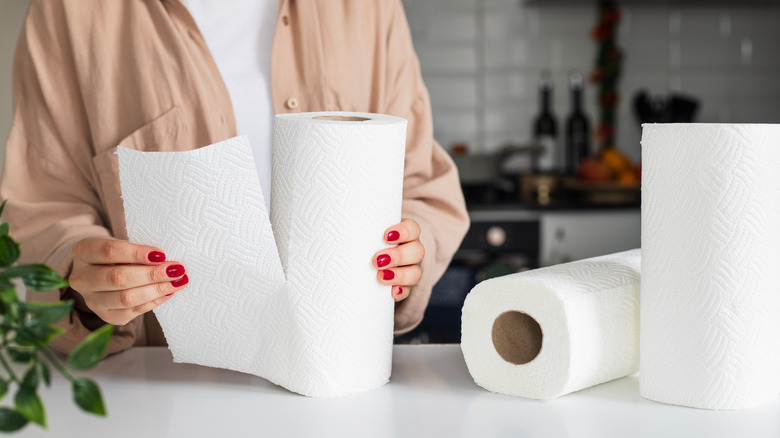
[398,0,780,343]
[1,1,779,343]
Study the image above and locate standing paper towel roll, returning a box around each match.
[118,112,407,397]
[640,123,780,410]
[461,250,640,400]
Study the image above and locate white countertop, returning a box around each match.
[22,345,780,438]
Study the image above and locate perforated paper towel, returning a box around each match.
[640,123,780,410]
[117,112,407,397]
[461,249,640,400]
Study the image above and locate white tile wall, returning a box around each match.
[403,0,780,165]
[428,13,478,42]
[621,37,670,68]
[482,73,534,103]
[484,39,551,69]
[677,9,723,39]
[415,43,479,74]
[535,7,593,38]
[483,0,521,12]
[431,109,480,149]
[0,0,30,176]
[676,73,730,99]
[734,73,780,99]
[731,101,780,123]
[729,8,780,37]
[745,35,780,67]
[427,77,479,108]
[483,13,526,40]
[621,8,668,37]
[679,38,741,67]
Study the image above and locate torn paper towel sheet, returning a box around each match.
[641,123,780,410]
[461,249,640,400]
[117,112,407,397]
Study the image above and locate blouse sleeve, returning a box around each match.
[382,0,470,335]
[0,1,143,355]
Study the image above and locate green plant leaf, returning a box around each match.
[0,264,69,291]
[27,268,68,291]
[0,200,7,220]
[0,235,19,267]
[7,349,33,363]
[0,379,7,400]
[0,407,28,432]
[19,300,73,325]
[21,366,38,391]
[67,324,113,370]
[0,222,8,236]
[0,264,41,279]
[15,324,64,348]
[38,361,51,387]
[22,270,69,291]
[0,287,17,306]
[72,378,106,416]
[14,387,45,428]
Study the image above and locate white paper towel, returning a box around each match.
[117,112,407,397]
[461,249,641,400]
[640,123,780,410]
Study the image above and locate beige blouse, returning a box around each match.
[0,0,469,355]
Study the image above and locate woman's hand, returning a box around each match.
[69,238,189,325]
[373,219,425,302]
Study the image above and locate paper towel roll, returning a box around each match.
[118,112,407,397]
[640,123,780,410]
[461,250,641,400]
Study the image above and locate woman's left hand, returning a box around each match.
[373,218,425,302]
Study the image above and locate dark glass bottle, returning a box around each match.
[565,71,591,176]
[532,71,558,173]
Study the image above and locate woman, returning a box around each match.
[0,0,469,355]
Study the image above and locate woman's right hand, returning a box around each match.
[69,238,189,325]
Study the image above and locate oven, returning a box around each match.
[396,208,540,344]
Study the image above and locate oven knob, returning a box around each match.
[486,226,506,247]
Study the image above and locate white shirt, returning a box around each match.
[182,0,279,209]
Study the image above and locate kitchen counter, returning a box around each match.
[22,345,780,438]
[466,199,640,213]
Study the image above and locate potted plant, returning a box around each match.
[0,201,112,432]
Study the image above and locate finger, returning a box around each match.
[95,274,189,310]
[374,240,424,269]
[392,286,410,302]
[75,262,186,292]
[384,218,421,244]
[101,292,177,326]
[73,238,167,265]
[377,265,422,287]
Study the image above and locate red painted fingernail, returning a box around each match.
[165,293,174,297]
[395,287,404,296]
[148,251,166,263]
[166,264,185,278]
[386,231,400,242]
[376,254,391,267]
[382,270,395,281]
[171,274,189,288]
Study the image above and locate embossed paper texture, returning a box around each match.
[641,124,780,410]
[461,250,641,400]
[117,112,407,397]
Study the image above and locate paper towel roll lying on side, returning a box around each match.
[461,249,641,400]
[641,123,780,410]
[118,112,407,397]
